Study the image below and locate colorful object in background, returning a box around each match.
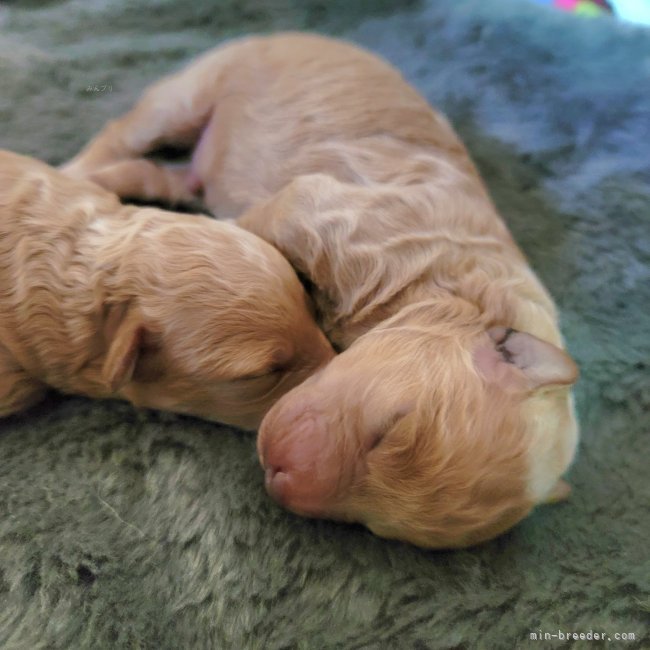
[530,0,613,17]
[529,0,650,24]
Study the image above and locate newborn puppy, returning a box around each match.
[62,34,579,548]
[1,150,333,428]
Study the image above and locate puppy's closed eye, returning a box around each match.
[239,351,294,381]
[239,363,288,381]
[366,405,414,452]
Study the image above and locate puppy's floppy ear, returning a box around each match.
[102,304,146,393]
[473,326,579,393]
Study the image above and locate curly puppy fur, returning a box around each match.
[63,33,579,548]
[1,150,333,428]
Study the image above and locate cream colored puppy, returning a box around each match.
[1,149,333,427]
[63,33,579,548]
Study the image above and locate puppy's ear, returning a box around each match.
[102,305,146,393]
[474,326,578,393]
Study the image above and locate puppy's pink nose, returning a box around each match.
[264,466,293,507]
[259,408,339,517]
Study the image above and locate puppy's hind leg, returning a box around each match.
[61,79,210,179]
[61,40,246,179]
[0,345,46,417]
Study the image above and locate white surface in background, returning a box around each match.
[610,0,650,26]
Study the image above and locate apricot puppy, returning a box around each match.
[1,150,333,428]
[63,34,580,548]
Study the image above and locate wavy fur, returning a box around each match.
[0,150,333,427]
[63,33,579,548]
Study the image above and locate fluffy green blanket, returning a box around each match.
[1,1,648,647]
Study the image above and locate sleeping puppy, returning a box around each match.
[0,149,333,428]
[62,33,579,548]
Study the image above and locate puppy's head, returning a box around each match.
[257,300,578,548]
[99,217,334,428]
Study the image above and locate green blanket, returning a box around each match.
[1,1,648,647]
